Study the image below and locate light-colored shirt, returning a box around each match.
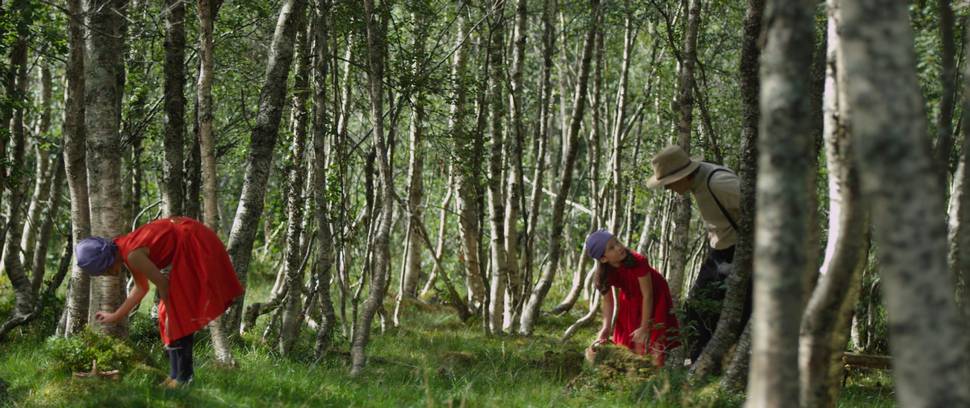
[689,162,741,250]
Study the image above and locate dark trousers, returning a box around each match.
[167,333,195,382]
[683,245,752,362]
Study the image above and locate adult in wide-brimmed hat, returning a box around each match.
[646,145,702,189]
[646,144,750,364]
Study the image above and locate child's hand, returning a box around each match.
[94,311,119,323]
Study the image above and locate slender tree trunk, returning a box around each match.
[609,2,633,234]
[693,81,722,165]
[952,13,970,378]
[194,0,235,365]
[162,0,185,217]
[552,259,593,315]
[352,0,393,376]
[47,237,73,300]
[666,0,701,304]
[279,20,311,356]
[31,157,66,295]
[485,1,509,334]
[197,0,221,230]
[20,63,54,279]
[86,0,130,338]
[552,9,569,183]
[420,171,455,299]
[398,8,428,311]
[62,0,91,336]
[840,1,970,405]
[524,0,555,315]
[224,0,308,332]
[184,101,201,219]
[588,25,604,231]
[0,4,19,223]
[451,2,485,309]
[935,0,957,187]
[689,0,763,379]
[722,320,753,391]
[745,1,816,406]
[311,0,335,357]
[803,7,827,298]
[519,0,599,336]
[551,22,605,317]
[799,3,870,405]
[503,0,527,331]
[799,194,868,403]
[1,18,32,319]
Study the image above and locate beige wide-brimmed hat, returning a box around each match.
[646,145,701,188]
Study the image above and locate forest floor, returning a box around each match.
[0,278,896,407]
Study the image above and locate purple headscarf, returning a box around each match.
[75,236,118,276]
[585,229,614,260]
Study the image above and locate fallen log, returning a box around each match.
[73,360,120,380]
[842,352,892,370]
[841,352,891,387]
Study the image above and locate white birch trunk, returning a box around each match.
[840,1,970,405]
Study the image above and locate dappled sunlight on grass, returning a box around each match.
[0,300,897,407]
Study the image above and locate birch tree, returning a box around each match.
[503,0,527,331]
[397,5,429,320]
[666,0,700,303]
[524,0,554,319]
[520,0,599,335]
[689,0,762,379]
[197,0,222,230]
[934,0,957,186]
[840,0,970,405]
[28,63,65,295]
[1,0,33,322]
[85,0,130,338]
[311,0,336,357]
[161,0,186,217]
[224,0,308,332]
[745,0,815,406]
[352,0,394,375]
[485,0,509,334]
[30,157,66,295]
[62,0,91,336]
[451,1,485,310]
[280,22,311,356]
[799,2,870,405]
[20,63,54,278]
[951,10,970,377]
[608,1,633,234]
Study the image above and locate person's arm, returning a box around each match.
[595,289,615,345]
[126,247,169,300]
[94,268,148,323]
[631,276,654,346]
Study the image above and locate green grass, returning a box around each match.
[0,275,896,407]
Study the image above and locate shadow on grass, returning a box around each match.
[0,297,898,407]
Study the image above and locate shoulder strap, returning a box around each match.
[706,168,739,231]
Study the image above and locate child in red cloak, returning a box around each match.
[75,217,244,387]
[585,230,680,366]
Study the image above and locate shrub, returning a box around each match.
[45,328,137,373]
[128,313,159,347]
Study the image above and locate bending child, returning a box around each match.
[585,230,680,366]
[76,216,244,387]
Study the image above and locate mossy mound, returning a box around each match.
[566,343,657,392]
[44,328,149,374]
